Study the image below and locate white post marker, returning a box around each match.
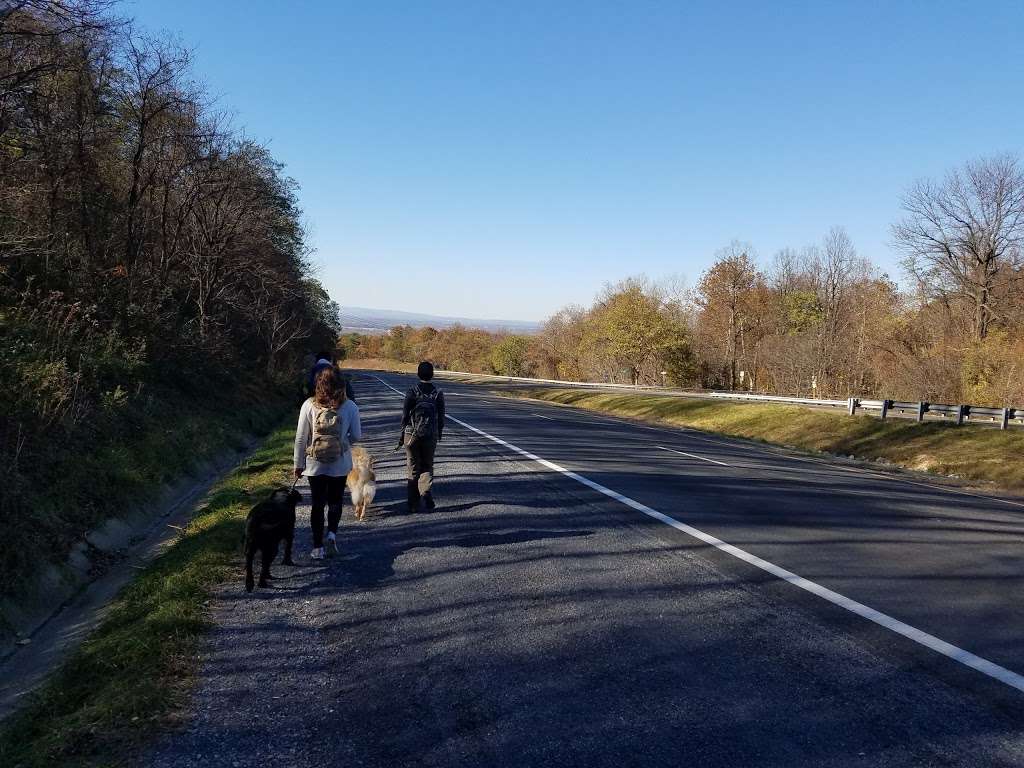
[370,374,1024,696]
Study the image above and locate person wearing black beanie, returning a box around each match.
[400,360,445,512]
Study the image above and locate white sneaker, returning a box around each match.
[310,547,325,560]
[326,532,338,556]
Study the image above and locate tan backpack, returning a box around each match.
[307,400,345,462]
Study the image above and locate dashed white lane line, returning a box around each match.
[657,445,730,467]
[533,413,555,421]
[370,373,1024,696]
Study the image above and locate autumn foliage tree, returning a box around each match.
[490,335,532,377]
[693,243,763,390]
[589,278,691,385]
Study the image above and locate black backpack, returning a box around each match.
[409,387,440,441]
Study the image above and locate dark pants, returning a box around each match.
[405,437,437,511]
[308,474,344,547]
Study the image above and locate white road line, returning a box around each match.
[533,413,555,421]
[656,445,730,467]
[370,373,1024,695]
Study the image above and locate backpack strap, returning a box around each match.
[311,401,327,425]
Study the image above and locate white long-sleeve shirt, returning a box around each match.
[294,398,361,477]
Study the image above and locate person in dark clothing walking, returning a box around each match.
[400,361,445,513]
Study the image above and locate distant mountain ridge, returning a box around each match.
[339,306,542,335]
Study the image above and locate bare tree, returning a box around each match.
[117,31,194,278]
[810,227,867,395]
[893,154,1024,341]
[0,2,115,126]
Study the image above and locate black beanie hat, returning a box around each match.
[417,361,434,381]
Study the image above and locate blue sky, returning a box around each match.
[128,0,1024,322]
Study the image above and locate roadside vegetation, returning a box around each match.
[340,326,533,377]
[507,388,1024,491]
[0,2,338,609]
[0,425,295,768]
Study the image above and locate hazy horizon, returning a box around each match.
[339,305,543,330]
[128,0,1024,321]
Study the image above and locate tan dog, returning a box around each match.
[347,445,377,521]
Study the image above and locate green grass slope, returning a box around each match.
[0,426,295,768]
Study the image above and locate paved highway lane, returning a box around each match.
[399,373,1024,690]
[148,373,1024,768]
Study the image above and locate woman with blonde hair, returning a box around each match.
[294,366,361,559]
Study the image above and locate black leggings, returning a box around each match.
[308,474,345,548]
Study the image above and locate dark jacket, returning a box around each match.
[401,381,445,440]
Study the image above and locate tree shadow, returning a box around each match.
[326,525,594,590]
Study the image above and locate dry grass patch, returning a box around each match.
[340,358,419,373]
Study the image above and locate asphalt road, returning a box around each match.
[147,372,1024,767]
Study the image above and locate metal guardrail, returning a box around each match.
[429,369,1024,430]
[706,392,848,408]
[709,392,1023,430]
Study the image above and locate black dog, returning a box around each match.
[244,486,301,592]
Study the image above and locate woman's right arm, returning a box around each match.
[348,402,362,444]
[294,401,311,477]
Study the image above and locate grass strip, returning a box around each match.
[0,424,296,768]
[504,388,1024,491]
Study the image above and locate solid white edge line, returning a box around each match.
[657,445,730,467]
[369,374,1024,695]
